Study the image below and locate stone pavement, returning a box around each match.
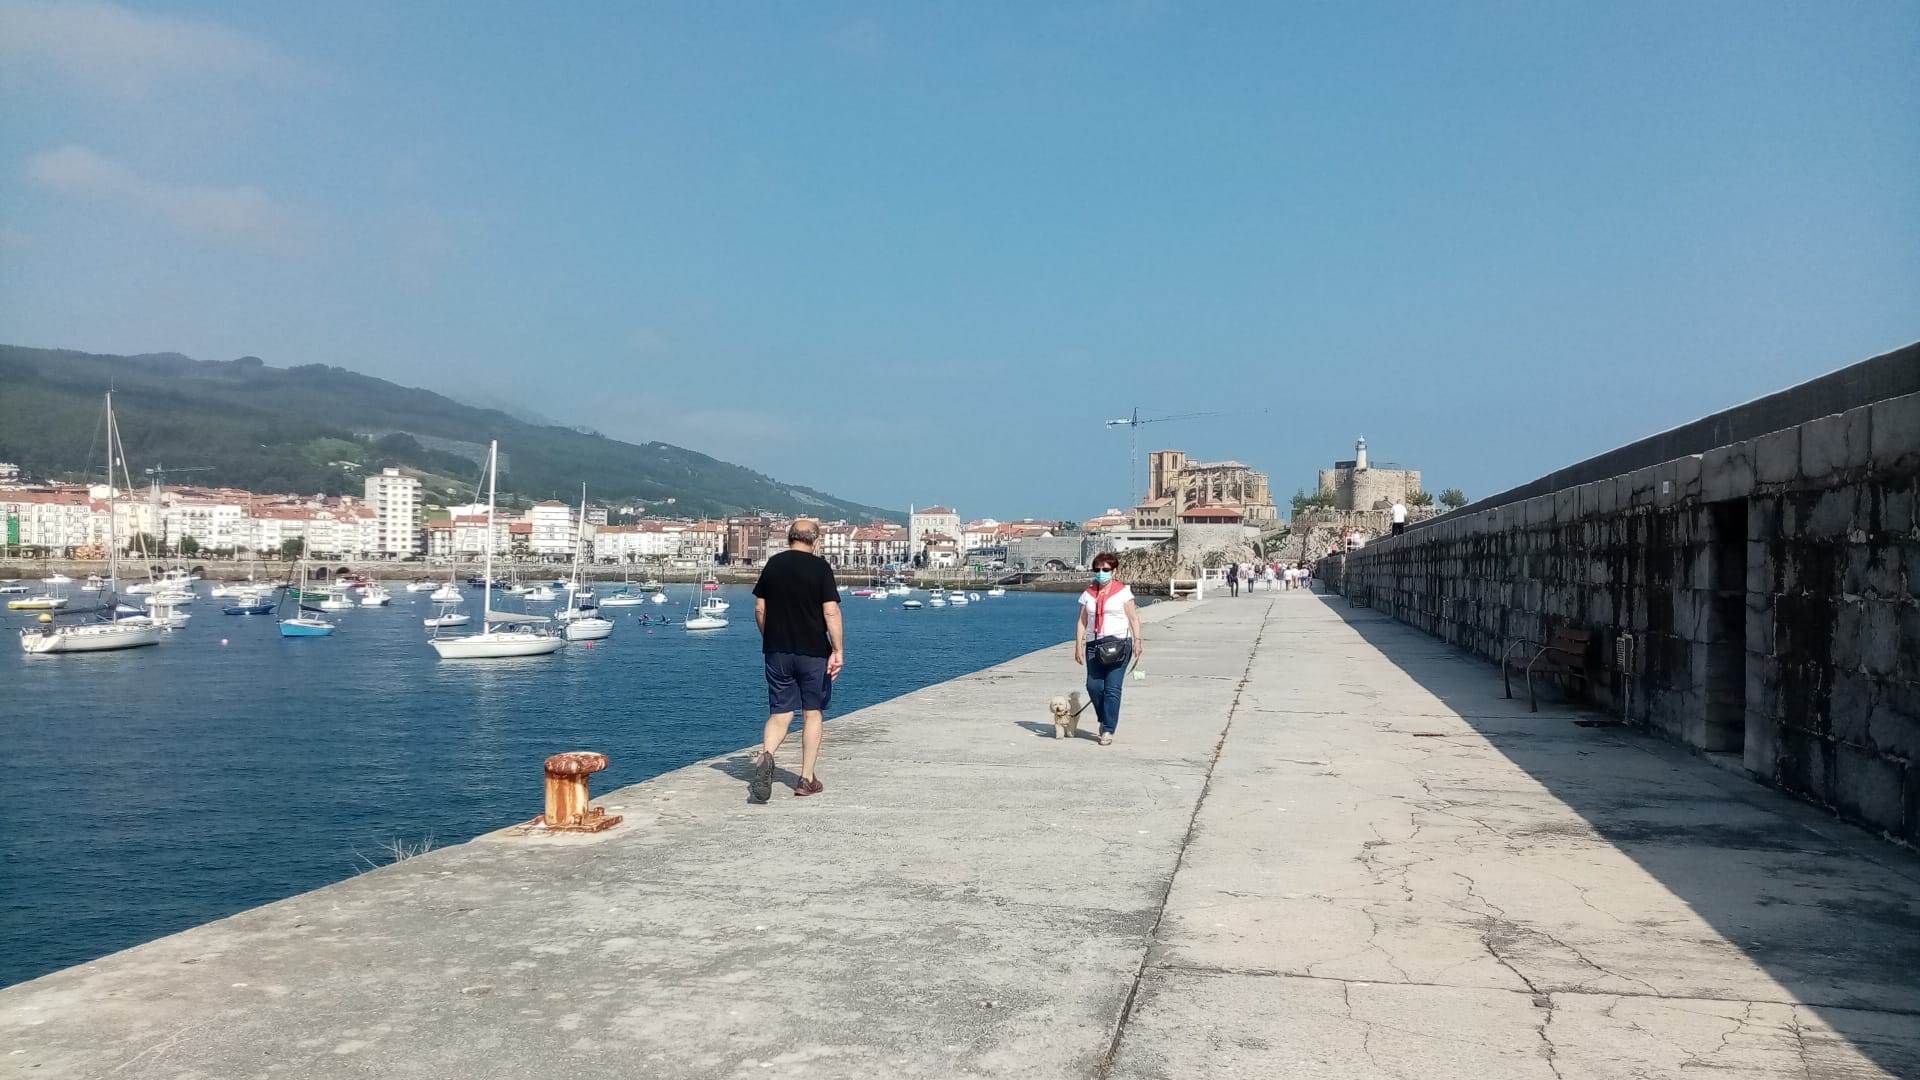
[5,590,1918,1078]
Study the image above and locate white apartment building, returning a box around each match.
[164,499,246,552]
[593,522,685,563]
[818,523,853,565]
[0,489,103,551]
[247,508,312,556]
[426,515,509,559]
[364,469,422,557]
[909,506,960,550]
[676,522,723,565]
[527,501,576,558]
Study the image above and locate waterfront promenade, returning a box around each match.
[5,594,1918,1077]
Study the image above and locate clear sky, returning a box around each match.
[3,2,1915,520]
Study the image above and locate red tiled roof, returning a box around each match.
[916,506,955,515]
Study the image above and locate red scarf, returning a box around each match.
[1087,580,1122,636]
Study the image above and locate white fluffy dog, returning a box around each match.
[1050,691,1087,740]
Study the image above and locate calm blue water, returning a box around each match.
[0,585,1078,987]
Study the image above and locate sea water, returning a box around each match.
[0,585,1079,986]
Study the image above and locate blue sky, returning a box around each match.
[2,2,1914,520]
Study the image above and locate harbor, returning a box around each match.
[0,582,1079,988]
[5,592,1917,1077]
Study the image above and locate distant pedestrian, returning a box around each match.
[1282,565,1295,590]
[1391,501,1408,537]
[1074,552,1141,746]
[1262,563,1276,591]
[1226,561,1239,596]
[748,517,844,803]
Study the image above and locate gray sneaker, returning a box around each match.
[749,751,774,804]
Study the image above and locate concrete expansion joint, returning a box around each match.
[1095,598,1276,1080]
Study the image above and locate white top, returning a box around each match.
[1080,583,1135,640]
[1391,503,1408,523]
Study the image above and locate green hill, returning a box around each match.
[0,345,901,522]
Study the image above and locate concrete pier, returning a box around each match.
[5,593,1919,1078]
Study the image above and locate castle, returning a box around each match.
[1317,437,1421,511]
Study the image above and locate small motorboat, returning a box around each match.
[405,580,439,592]
[563,616,614,641]
[928,597,948,608]
[650,592,668,605]
[7,594,69,611]
[423,611,472,628]
[948,592,970,606]
[359,587,393,607]
[524,585,558,602]
[699,596,730,616]
[42,573,74,585]
[431,583,463,603]
[902,599,924,609]
[223,599,276,615]
[987,587,1006,597]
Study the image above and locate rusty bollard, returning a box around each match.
[529,752,623,833]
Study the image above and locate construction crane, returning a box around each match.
[143,464,213,552]
[1104,408,1234,510]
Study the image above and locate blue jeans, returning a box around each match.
[1085,639,1133,734]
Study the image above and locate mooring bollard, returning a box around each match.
[531,751,623,832]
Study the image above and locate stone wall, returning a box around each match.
[1320,368,1920,845]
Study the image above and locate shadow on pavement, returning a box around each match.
[1319,596,1920,1077]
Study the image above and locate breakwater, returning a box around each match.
[1322,342,1920,845]
[7,593,1919,1077]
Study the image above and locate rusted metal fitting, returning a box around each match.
[524,751,623,833]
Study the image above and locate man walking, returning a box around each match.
[1391,501,1408,537]
[749,518,844,803]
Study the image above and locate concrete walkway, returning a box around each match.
[5,592,1919,1078]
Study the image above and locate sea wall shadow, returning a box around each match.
[1315,595,1920,1075]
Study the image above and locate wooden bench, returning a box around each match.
[1502,625,1592,712]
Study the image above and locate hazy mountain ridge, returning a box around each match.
[0,345,901,522]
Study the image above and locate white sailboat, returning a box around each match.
[19,393,165,654]
[683,585,728,630]
[430,442,566,659]
[559,484,613,642]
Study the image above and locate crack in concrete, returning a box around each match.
[1095,599,1275,1080]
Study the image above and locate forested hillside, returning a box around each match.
[0,346,900,521]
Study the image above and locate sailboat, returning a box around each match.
[684,584,728,630]
[599,568,648,607]
[18,392,165,654]
[429,442,566,659]
[559,485,613,642]
[279,562,336,636]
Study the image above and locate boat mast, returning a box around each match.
[104,392,119,599]
[571,482,587,603]
[482,441,497,630]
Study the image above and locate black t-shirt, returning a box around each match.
[752,549,840,656]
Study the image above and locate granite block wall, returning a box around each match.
[1320,388,1920,845]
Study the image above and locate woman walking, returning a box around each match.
[1226,561,1240,597]
[1073,552,1142,746]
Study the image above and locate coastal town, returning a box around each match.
[0,446,1416,575]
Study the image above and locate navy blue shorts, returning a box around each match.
[766,651,833,713]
